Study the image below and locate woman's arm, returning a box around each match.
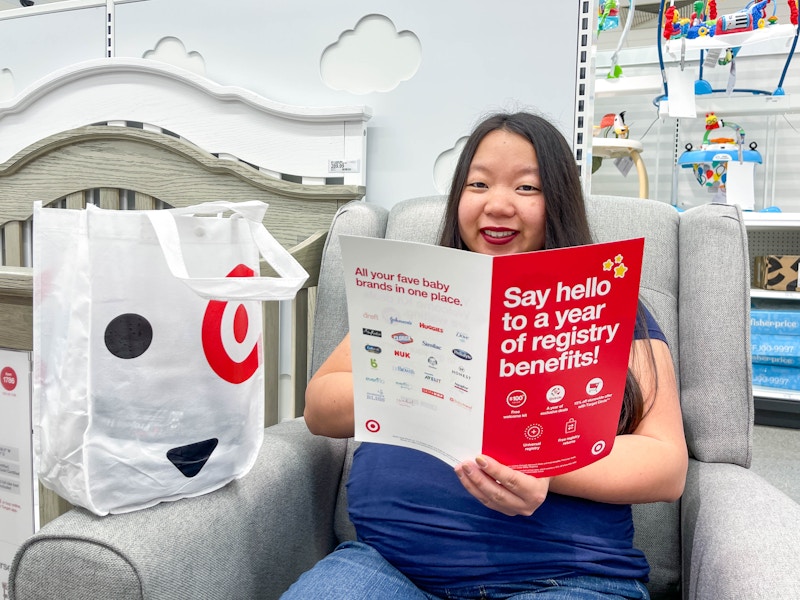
[303,333,356,438]
[455,338,688,514]
[549,338,688,503]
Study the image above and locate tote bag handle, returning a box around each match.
[138,201,309,301]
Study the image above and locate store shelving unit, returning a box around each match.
[655,9,800,424]
[744,211,800,427]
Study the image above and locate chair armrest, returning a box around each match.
[681,460,800,600]
[10,419,346,600]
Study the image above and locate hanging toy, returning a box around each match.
[718,47,741,65]
[593,111,629,139]
[598,0,620,32]
[606,0,637,79]
[678,113,762,191]
[716,0,777,34]
[664,5,680,40]
[612,112,630,139]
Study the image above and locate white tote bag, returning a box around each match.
[32,200,308,515]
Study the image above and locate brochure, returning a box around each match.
[340,235,644,477]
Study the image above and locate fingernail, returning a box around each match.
[461,463,472,475]
[476,456,488,468]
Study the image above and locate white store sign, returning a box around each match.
[0,348,36,600]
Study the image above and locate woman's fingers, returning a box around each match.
[455,455,549,517]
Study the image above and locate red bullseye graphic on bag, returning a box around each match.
[202,264,262,384]
[365,419,381,433]
[1,366,17,391]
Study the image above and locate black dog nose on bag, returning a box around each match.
[167,438,219,477]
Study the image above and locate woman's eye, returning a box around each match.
[467,181,488,189]
[518,184,539,192]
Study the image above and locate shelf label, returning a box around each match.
[329,159,361,174]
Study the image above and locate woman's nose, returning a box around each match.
[484,187,515,215]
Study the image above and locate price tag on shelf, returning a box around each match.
[726,160,756,211]
[666,67,697,119]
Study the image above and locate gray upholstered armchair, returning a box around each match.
[10,195,800,600]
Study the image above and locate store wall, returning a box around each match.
[0,0,586,209]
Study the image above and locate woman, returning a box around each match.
[285,112,688,600]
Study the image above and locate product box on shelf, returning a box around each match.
[753,363,800,392]
[751,306,800,336]
[751,333,800,367]
[753,255,800,292]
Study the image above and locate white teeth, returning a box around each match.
[483,230,515,239]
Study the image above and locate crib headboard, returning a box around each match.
[0,58,371,525]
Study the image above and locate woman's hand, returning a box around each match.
[455,455,550,517]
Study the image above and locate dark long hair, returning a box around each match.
[438,112,648,435]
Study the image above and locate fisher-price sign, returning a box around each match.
[341,236,644,477]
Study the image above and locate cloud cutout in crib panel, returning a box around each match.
[0,69,15,102]
[321,14,421,95]
[433,137,468,195]
[143,37,206,76]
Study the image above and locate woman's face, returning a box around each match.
[457,129,546,256]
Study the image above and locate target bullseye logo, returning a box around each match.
[202,264,262,384]
[591,440,606,455]
[365,419,381,433]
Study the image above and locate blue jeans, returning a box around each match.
[281,541,650,600]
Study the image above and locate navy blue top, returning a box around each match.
[347,304,667,592]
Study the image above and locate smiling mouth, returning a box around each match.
[481,229,517,244]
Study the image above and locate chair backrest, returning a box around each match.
[313,194,753,599]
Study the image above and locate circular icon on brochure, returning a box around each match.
[365,419,381,433]
[591,440,606,455]
[524,423,543,441]
[586,377,604,395]
[546,385,565,404]
[506,389,527,408]
[1,366,17,391]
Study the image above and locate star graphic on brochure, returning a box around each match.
[603,259,614,271]
[614,254,624,264]
[614,263,628,278]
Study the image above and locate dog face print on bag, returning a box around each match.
[99,263,262,479]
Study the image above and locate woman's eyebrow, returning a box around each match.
[468,163,540,176]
